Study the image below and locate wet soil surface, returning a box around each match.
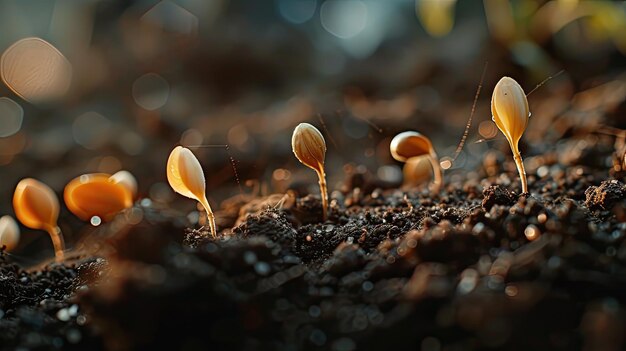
[3,154,626,351]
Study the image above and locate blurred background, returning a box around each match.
[1,0,626,259]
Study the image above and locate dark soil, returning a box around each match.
[3,149,626,351]
[0,253,105,350]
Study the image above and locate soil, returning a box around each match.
[2,141,626,351]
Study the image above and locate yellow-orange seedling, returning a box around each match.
[64,173,134,222]
[491,76,530,194]
[390,131,443,192]
[13,178,65,261]
[292,123,328,220]
[402,155,433,186]
[167,146,217,238]
[110,170,138,198]
[0,215,20,252]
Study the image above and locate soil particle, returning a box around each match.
[584,180,626,211]
[482,184,518,210]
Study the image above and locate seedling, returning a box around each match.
[167,146,217,238]
[64,173,134,222]
[13,178,65,261]
[402,155,432,186]
[292,123,328,220]
[0,215,20,252]
[491,76,530,194]
[390,131,443,192]
[110,170,138,198]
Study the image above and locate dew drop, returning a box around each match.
[90,216,102,227]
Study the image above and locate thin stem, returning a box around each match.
[45,225,65,262]
[316,168,328,221]
[428,152,443,193]
[199,197,217,238]
[512,150,528,194]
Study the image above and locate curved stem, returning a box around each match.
[512,150,528,194]
[45,225,65,262]
[199,197,217,238]
[316,168,328,221]
[428,152,443,193]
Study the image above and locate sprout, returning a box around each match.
[292,123,328,220]
[402,155,433,187]
[13,178,65,261]
[64,173,134,222]
[390,131,443,192]
[167,146,217,238]
[110,170,138,198]
[491,76,530,194]
[0,215,20,252]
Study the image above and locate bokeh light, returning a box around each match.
[132,73,170,111]
[321,0,368,39]
[0,97,24,137]
[72,111,112,150]
[277,0,317,24]
[478,120,498,139]
[0,37,71,103]
[416,0,456,37]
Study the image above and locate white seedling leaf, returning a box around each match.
[0,215,20,251]
[292,123,326,173]
[491,76,529,149]
[167,146,207,201]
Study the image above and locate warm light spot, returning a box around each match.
[273,168,292,181]
[416,0,456,37]
[227,124,250,151]
[478,120,498,139]
[181,129,203,147]
[0,132,26,157]
[1,37,72,103]
[320,0,367,39]
[537,213,547,224]
[97,156,122,174]
[524,224,540,241]
[0,97,23,137]
[505,284,518,297]
[440,157,453,170]
[132,73,170,111]
[125,207,144,225]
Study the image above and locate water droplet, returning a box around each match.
[90,216,102,227]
